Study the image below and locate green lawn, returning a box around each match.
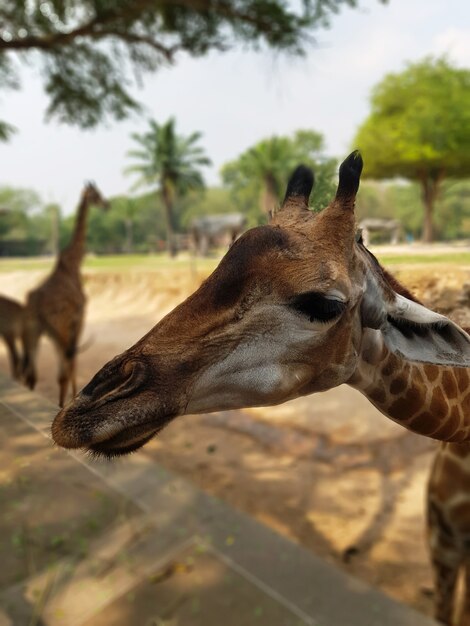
[0,254,218,273]
[0,250,468,273]
[377,252,470,266]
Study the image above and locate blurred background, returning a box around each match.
[0,1,469,625]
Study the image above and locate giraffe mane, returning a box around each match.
[359,243,421,304]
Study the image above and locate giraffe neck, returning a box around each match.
[349,328,470,442]
[59,195,90,271]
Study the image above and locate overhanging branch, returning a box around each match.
[0,0,306,52]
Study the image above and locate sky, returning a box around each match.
[0,0,469,214]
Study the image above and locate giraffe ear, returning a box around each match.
[383,295,470,367]
[362,284,470,367]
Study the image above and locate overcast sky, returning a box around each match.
[0,0,469,213]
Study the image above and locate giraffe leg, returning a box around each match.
[428,497,462,625]
[57,352,71,408]
[22,322,40,390]
[3,332,21,380]
[71,357,78,398]
[54,341,78,407]
[431,554,460,625]
[66,338,80,403]
[457,562,470,626]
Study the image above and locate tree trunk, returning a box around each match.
[261,173,279,218]
[161,185,177,257]
[420,172,444,244]
[422,190,433,243]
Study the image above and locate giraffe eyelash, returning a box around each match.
[387,315,449,337]
[289,292,347,323]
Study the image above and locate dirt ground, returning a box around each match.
[0,257,469,619]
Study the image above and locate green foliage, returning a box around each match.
[0,53,18,139]
[44,44,140,128]
[0,186,41,213]
[126,118,211,196]
[126,117,211,254]
[1,180,468,257]
[357,180,470,241]
[221,129,337,222]
[222,135,292,222]
[434,180,470,240]
[0,184,251,256]
[85,192,168,253]
[0,120,16,141]
[72,187,239,253]
[0,1,384,135]
[354,57,470,241]
[0,186,42,242]
[355,57,470,180]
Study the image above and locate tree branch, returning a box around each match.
[0,0,154,50]
[96,31,178,61]
[0,0,306,52]
[175,0,287,33]
[0,14,103,50]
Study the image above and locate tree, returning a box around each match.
[437,181,470,241]
[0,186,47,255]
[123,198,139,254]
[0,1,386,138]
[222,136,292,217]
[221,130,337,221]
[354,57,470,242]
[126,117,211,256]
[0,186,42,237]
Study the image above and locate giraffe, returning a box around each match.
[51,151,469,461]
[23,182,108,407]
[0,294,24,380]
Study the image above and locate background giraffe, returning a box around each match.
[23,182,108,406]
[0,294,24,380]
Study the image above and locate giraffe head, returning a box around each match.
[52,152,470,456]
[82,181,110,211]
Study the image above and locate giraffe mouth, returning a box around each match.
[87,421,161,458]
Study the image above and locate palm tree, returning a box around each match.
[222,136,293,217]
[126,118,211,256]
[221,131,336,220]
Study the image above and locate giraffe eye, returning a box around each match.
[289,292,346,323]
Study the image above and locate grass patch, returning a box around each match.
[84,254,218,272]
[0,254,218,273]
[376,252,470,266]
[0,250,468,274]
[0,257,54,273]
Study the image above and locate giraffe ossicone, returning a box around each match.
[51,152,470,457]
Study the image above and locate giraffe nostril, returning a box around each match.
[81,359,147,404]
[121,361,147,391]
[123,359,136,377]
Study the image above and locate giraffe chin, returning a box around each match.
[87,425,159,459]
